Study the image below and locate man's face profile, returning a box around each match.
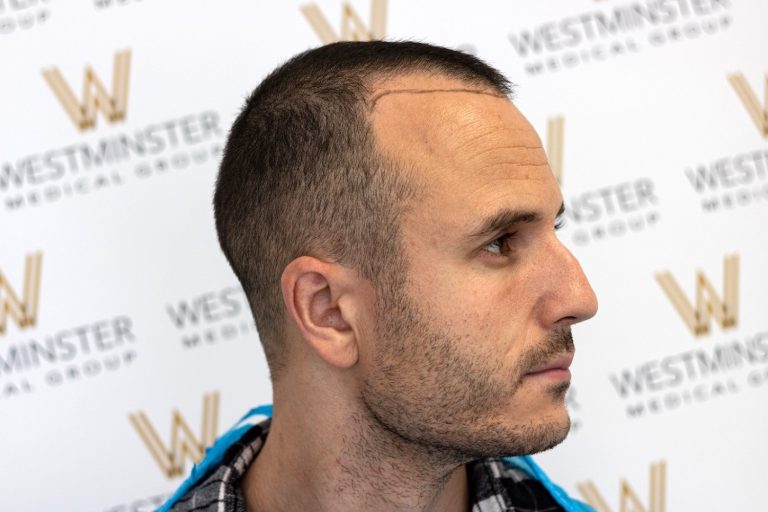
[358,73,598,459]
[207,43,604,512]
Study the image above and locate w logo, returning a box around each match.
[42,50,131,131]
[129,392,220,478]
[655,254,739,337]
[301,0,387,44]
[0,253,42,336]
[578,461,667,512]
[546,115,564,184]
[728,72,768,138]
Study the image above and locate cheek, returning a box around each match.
[353,285,391,375]
[404,238,540,355]
[416,267,529,332]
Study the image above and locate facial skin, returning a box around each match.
[242,73,598,512]
[361,74,598,461]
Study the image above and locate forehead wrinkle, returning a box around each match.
[469,146,549,172]
[478,161,550,172]
[448,120,529,157]
[452,120,547,171]
[369,88,506,111]
[472,144,544,154]
[458,141,545,161]
[371,84,548,189]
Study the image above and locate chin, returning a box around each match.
[514,405,572,456]
[465,406,572,459]
[541,413,572,451]
[511,415,571,456]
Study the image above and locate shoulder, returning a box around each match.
[166,462,240,512]
[164,419,271,512]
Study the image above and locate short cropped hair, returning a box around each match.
[214,41,512,379]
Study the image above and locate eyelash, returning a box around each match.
[483,219,565,257]
[484,232,517,256]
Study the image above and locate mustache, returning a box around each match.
[518,328,574,376]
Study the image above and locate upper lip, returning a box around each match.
[526,353,574,374]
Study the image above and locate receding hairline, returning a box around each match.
[368,87,509,111]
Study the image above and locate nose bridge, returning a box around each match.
[538,235,598,326]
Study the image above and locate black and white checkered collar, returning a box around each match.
[166,417,566,512]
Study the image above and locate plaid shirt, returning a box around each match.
[166,418,566,512]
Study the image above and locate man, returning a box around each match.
[162,41,597,512]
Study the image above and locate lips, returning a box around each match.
[525,352,574,376]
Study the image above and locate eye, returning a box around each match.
[554,217,565,231]
[484,232,517,256]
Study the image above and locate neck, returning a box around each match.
[241,386,470,512]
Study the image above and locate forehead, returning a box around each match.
[370,74,559,230]
[370,75,541,161]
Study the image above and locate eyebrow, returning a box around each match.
[468,202,565,240]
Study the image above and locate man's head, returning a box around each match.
[214,41,597,458]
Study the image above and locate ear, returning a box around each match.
[280,256,361,370]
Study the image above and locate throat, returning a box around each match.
[241,410,472,512]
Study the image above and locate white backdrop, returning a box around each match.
[1,1,767,510]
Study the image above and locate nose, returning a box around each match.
[538,237,598,328]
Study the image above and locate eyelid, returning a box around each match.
[482,231,517,256]
[490,230,517,244]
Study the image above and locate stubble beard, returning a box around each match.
[360,274,574,466]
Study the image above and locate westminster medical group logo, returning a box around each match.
[42,49,131,132]
[129,391,221,478]
[165,285,258,351]
[508,0,733,76]
[301,0,387,43]
[0,252,42,336]
[100,393,222,511]
[0,253,140,400]
[545,116,662,247]
[728,72,768,139]
[608,253,768,419]
[683,72,768,213]
[562,175,661,246]
[0,49,225,213]
[546,115,564,184]
[655,254,738,337]
[577,460,667,512]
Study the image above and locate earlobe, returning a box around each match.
[281,257,360,370]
